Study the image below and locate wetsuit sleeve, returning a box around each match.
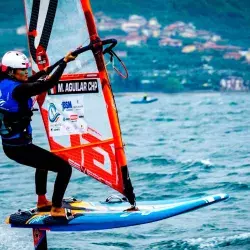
[28,65,54,82]
[13,61,67,100]
[27,70,46,82]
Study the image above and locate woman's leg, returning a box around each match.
[3,143,72,208]
[35,169,51,208]
[35,169,48,195]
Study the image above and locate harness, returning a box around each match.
[0,78,33,142]
[0,108,33,137]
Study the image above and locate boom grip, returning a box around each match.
[47,44,91,71]
[48,38,117,72]
[102,39,117,54]
[71,44,92,57]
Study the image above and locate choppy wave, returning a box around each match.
[0,92,249,250]
[185,233,250,250]
[136,233,250,250]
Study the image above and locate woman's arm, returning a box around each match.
[13,61,67,100]
[12,51,77,101]
[27,69,46,82]
[28,64,56,82]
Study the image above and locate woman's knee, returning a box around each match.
[49,157,72,175]
[61,162,72,177]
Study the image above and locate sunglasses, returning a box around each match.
[17,68,28,71]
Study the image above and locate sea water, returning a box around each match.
[0,92,249,250]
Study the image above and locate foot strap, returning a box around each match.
[65,208,74,220]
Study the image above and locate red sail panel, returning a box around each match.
[23,0,135,204]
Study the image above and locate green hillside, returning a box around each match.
[92,0,250,47]
[3,0,250,92]
[91,0,250,92]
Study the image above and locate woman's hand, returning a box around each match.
[63,52,77,63]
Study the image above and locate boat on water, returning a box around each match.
[130,95,158,104]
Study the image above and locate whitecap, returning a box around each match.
[16,25,26,35]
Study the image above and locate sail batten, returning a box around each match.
[51,138,114,153]
[23,0,136,205]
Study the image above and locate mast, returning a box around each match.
[80,0,136,206]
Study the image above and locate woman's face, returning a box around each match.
[13,68,28,82]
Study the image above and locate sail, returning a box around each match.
[23,0,135,205]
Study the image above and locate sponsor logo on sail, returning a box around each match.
[61,101,72,110]
[70,114,78,121]
[48,103,60,122]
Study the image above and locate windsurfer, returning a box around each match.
[142,94,148,101]
[0,50,77,217]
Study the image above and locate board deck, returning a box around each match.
[6,193,229,231]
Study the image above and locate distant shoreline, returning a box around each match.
[114,90,249,96]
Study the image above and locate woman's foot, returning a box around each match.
[50,207,74,220]
[37,195,52,209]
[50,206,66,217]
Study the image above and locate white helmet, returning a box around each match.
[1,51,29,72]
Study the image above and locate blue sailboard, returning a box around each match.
[7,193,229,232]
